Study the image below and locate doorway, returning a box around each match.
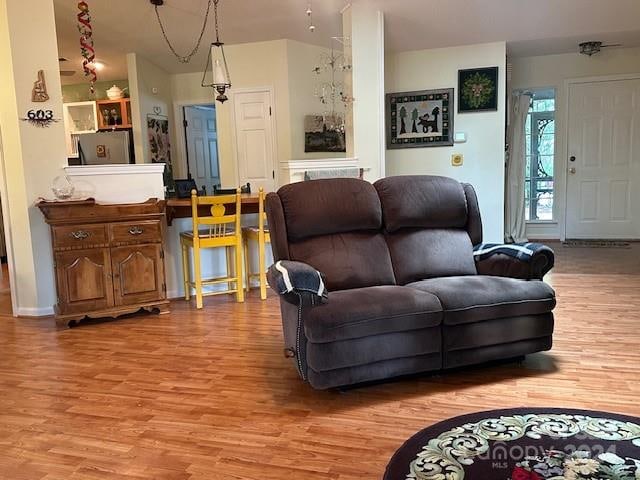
[232,88,277,192]
[182,104,220,195]
[565,76,640,239]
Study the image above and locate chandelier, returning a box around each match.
[201,0,232,103]
[313,37,353,132]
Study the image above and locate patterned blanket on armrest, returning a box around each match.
[473,242,552,262]
[267,260,328,307]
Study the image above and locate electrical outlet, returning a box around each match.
[451,153,464,167]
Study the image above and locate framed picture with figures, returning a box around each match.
[386,88,454,149]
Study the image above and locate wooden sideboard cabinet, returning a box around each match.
[38,198,170,327]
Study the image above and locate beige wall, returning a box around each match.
[0,0,68,314]
[385,42,507,242]
[286,39,346,160]
[511,46,640,239]
[171,40,291,186]
[171,39,342,187]
[127,53,174,165]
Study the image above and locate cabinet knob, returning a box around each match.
[128,226,144,235]
[70,230,89,240]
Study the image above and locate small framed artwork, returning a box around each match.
[458,67,499,113]
[386,88,454,149]
[96,144,106,158]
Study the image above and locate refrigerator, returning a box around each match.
[77,130,133,165]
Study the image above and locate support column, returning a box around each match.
[348,1,385,181]
[0,0,68,315]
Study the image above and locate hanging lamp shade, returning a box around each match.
[201,0,231,103]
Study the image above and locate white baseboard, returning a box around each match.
[15,306,55,317]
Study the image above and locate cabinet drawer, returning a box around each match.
[109,220,161,245]
[52,224,108,249]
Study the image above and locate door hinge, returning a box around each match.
[162,282,166,292]
[160,249,164,259]
[272,170,275,179]
[269,106,272,116]
[183,119,188,128]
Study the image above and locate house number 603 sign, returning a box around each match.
[22,109,58,128]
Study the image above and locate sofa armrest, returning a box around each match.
[267,260,328,307]
[473,243,555,280]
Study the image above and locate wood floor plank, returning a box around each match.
[0,241,639,479]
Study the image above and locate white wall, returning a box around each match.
[127,52,174,164]
[351,2,385,181]
[511,46,640,239]
[0,0,68,315]
[385,42,507,243]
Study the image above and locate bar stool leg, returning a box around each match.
[181,241,191,301]
[243,238,251,293]
[235,243,245,303]
[193,243,203,309]
[258,234,267,300]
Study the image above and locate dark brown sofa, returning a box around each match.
[265,175,556,389]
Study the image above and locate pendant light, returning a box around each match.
[201,0,231,103]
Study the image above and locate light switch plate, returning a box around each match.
[454,132,467,143]
[451,153,464,167]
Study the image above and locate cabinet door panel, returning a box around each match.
[55,248,113,314]
[111,245,165,306]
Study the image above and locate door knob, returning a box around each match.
[569,167,576,174]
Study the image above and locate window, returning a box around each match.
[525,89,555,221]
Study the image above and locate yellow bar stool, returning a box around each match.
[242,188,270,300]
[180,189,245,308]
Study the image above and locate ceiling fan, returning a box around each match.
[58,57,76,77]
[579,41,622,56]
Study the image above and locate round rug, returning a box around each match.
[384,408,640,480]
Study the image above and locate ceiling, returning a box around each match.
[53,0,640,85]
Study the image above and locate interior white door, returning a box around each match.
[232,89,276,192]
[184,105,220,194]
[566,78,640,239]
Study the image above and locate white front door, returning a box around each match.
[184,105,220,195]
[232,89,276,192]
[566,78,640,239]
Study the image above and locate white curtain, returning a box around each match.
[505,93,532,243]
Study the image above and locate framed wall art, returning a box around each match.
[458,66,499,113]
[386,88,454,149]
[304,114,346,153]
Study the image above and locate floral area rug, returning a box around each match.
[384,408,640,480]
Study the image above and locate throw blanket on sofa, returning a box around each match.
[267,260,328,307]
[473,242,555,280]
[473,242,549,262]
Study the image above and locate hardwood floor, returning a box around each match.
[1,242,639,479]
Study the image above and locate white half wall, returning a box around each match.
[385,42,507,243]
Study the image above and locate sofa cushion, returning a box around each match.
[386,229,477,284]
[406,276,555,325]
[304,285,442,343]
[374,175,468,233]
[278,178,382,242]
[288,232,396,291]
[306,328,441,373]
